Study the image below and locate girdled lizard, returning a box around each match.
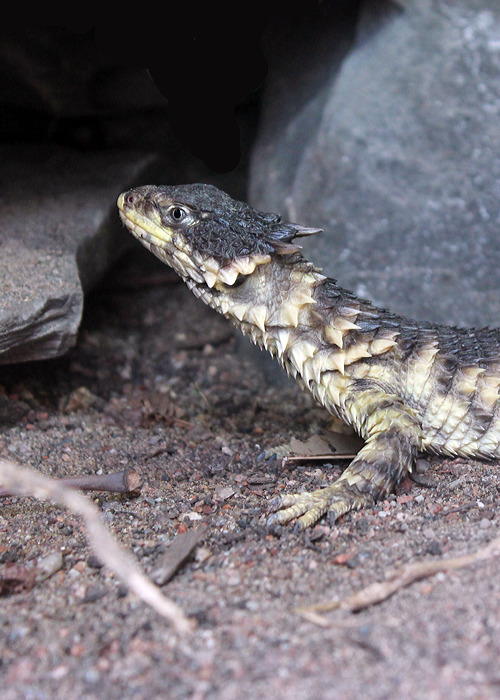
[117,184,500,530]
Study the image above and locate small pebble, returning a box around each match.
[415,494,425,503]
[83,585,107,603]
[36,551,63,581]
[479,518,491,529]
[216,486,235,500]
[416,458,431,474]
[194,546,211,563]
[116,584,128,598]
[49,665,69,680]
[225,571,241,586]
[84,669,100,684]
[87,555,103,569]
[8,625,31,642]
[426,541,443,556]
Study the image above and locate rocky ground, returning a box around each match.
[1,249,499,699]
[2,6,500,697]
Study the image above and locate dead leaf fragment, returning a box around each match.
[216,486,236,500]
[151,526,207,586]
[289,435,332,457]
[59,386,99,413]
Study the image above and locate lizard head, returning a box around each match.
[117,183,321,292]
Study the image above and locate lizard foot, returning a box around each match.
[267,483,375,531]
[267,401,421,530]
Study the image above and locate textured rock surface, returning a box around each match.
[0,146,158,363]
[250,0,500,328]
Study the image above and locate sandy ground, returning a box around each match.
[1,249,499,700]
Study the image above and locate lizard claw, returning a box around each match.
[267,490,334,529]
[267,483,375,530]
[292,520,307,534]
[327,508,339,527]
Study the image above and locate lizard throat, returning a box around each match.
[196,260,337,384]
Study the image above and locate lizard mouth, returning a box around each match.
[117,192,271,290]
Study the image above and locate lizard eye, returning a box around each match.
[168,206,188,222]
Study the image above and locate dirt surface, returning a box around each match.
[1,249,499,700]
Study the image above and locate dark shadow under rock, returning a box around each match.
[0,145,159,364]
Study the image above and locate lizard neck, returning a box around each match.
[191,258,367,417]
[205,257,325,348]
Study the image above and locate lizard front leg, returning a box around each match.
[268,398,423,530]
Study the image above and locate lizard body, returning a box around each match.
[117,184,500,529]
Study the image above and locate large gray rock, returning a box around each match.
[250,0,500,328]
[0,146,158,363]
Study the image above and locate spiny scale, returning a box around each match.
[118,184,500,530]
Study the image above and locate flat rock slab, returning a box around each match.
[250,0,500,328]
[0,145,157,364]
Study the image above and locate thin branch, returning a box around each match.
[297,534,500,623]
[0,458,192,634]
[0,468,142,497]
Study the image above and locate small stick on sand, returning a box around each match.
[0,458,192,634]
[0,468,143,498]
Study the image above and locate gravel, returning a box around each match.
[0,251,499,699]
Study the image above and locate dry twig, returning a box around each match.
[0,468,142,497]
[297,534,500,624]
[0,458,192,633]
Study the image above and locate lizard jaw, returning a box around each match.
[118,192,272,291]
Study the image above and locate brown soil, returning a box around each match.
[1,250,499,700]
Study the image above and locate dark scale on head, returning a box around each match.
[151,183,315,262]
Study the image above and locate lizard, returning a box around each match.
[117,183,500,531]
